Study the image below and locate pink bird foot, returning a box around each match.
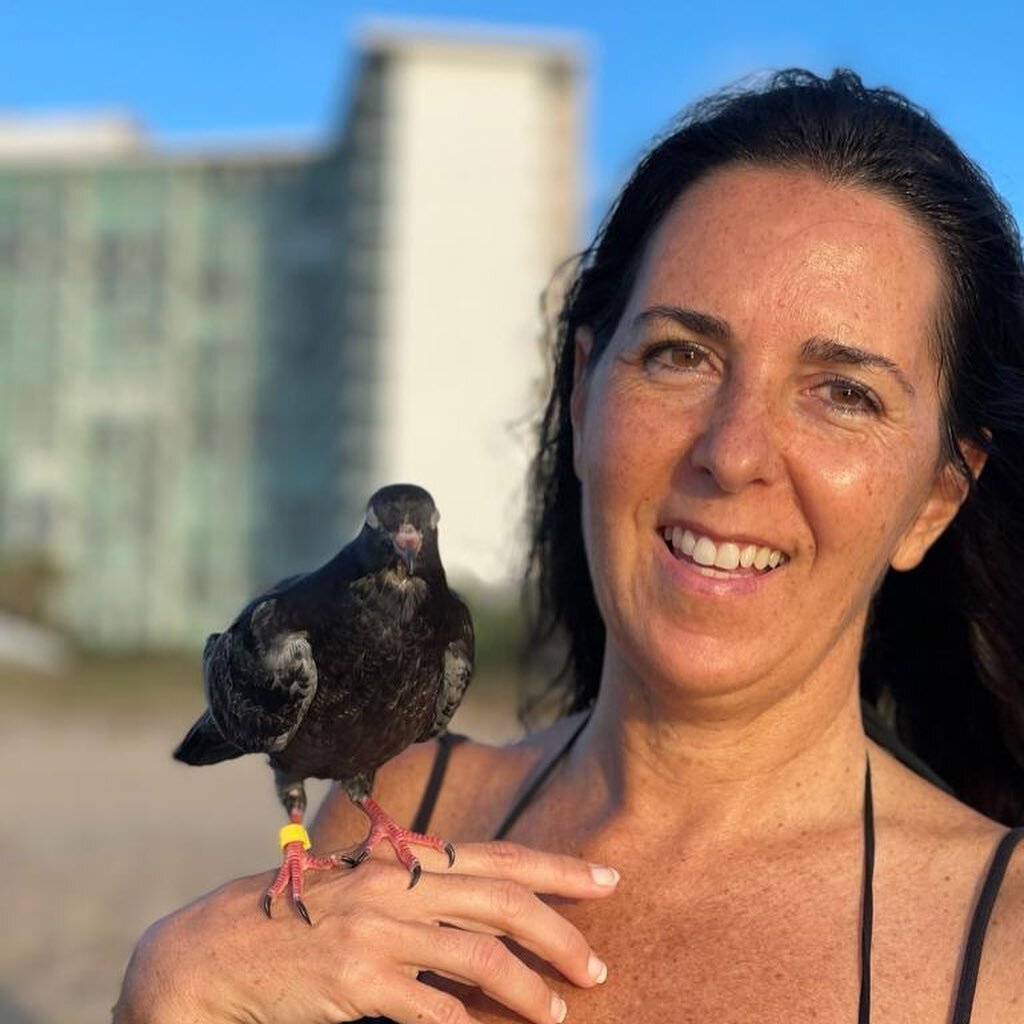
[262,822,346,925]
[344,795,456,887]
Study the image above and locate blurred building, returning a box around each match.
[0,24,583,647]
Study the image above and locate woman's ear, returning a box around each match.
[960,436,989,484]
[570,327,595,478]
[890,438,987,571]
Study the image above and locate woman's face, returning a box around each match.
[572,165,969,704]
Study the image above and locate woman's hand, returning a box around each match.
[113,841,618,1024]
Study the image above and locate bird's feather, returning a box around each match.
[423,609,475,741]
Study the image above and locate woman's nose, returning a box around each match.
[687,382,782,493]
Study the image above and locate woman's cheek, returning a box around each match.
[791,435,927,579]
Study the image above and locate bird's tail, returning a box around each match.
[173,709,245,765]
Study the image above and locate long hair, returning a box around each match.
[526,68,1024,825]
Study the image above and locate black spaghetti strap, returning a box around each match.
[858,756,874,1024]
[492,713,590,840]
[409,731,468,835]
[950,826,1024,1024]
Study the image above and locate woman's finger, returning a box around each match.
[359,968,487,1024]
[399,871,607,990]
[402,840,621,900]
[393,922,567,1024]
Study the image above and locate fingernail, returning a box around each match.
[550,993,567,1022]
[589,864,619,886]
[588,953,608,984]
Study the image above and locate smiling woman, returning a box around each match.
[116,69,1024,1024]
[567,166,963,709]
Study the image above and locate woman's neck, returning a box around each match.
[564,650,869,855]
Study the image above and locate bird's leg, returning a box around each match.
[262,777,346,925]
[343,793,457,888]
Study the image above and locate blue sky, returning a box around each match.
[2,1,1021,230]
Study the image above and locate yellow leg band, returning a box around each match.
[279,824,311,850]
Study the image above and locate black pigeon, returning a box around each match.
[173,483,474,922]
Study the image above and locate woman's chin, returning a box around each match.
[605,628,782,711]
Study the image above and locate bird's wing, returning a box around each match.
[203,598,319,754]
[173,708,245,765]
[421,598,475,741]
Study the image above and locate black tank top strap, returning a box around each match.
[492,712,590,840]
[409,731,468,835]
[950,826,1024,1024]
[858,755,875,1024]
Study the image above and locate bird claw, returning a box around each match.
[295,899,313,926]
[342,848,371,867]
[261,892,273,918]
[408,862,422,889]
[444,841,456,868]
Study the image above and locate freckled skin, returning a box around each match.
[571,165,966,711]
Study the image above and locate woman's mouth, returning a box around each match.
[660,526,788,578]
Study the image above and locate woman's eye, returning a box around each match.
[819,376,881,415]
[645,342,711,372]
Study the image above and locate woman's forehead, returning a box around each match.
[627,165,945,369]
[644,166,939,293]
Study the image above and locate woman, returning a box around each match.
[116,69,1024,1024]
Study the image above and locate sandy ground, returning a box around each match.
[0,687,523,1024]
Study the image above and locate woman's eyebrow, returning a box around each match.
[632,305,732,341]
[633,307,917,396]
[800,336,916,395]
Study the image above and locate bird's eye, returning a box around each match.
[430,509,440,529]
[366,506,380,529]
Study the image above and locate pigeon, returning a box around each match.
[173,483,475,923]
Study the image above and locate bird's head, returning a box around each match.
[363,483,440,577]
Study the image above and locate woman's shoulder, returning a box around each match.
[870,738,1015,882]
[967,825,1024,1023]
[309,712,588,850]
[944,818,1024,1023]
[869,735,1002,835]
[870,739,1024,1021]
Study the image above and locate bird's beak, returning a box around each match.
[393,524,422,572]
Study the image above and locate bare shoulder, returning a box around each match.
[869,741,1024,1021]
[309,714,586,851]
[966,825,1024,1023]
[868,737,1005,845]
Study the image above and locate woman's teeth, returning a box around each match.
[663,527,785,573]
